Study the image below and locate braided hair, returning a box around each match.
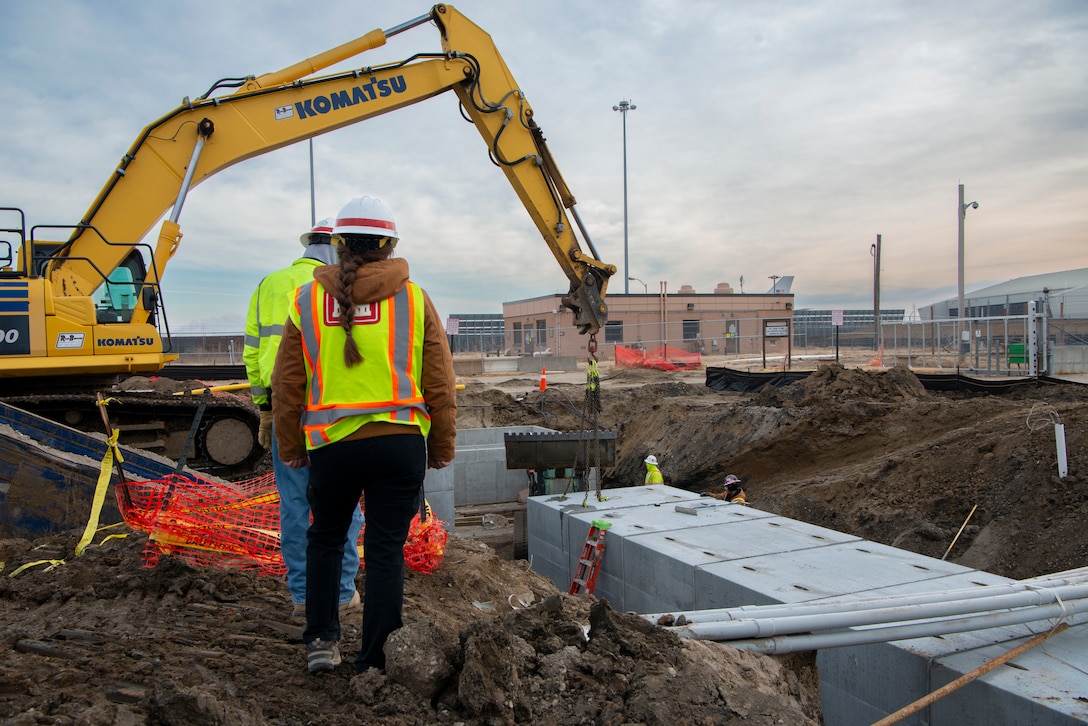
[333,235,394,367]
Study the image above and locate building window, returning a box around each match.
[683,320,700,340]
[604,320,624,343]
[513,322,522,346]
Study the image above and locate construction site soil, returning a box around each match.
[2,361,1085,724]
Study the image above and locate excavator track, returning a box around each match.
[0,384,265,479]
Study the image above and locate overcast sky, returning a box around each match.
[2,1,1085,332]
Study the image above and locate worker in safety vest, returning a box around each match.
[643,454,664,485]
[705,474,748,504]
[243,218,364,623]
[271,195,457,676]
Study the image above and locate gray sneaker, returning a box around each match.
[306,638,342,674]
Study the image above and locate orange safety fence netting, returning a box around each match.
[615,344,702,371]
[116,473,448,576]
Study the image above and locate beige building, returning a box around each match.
[502,283,795,361]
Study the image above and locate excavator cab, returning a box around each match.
[93,252,146,325]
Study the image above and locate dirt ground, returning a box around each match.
[0,530,820,725]
[2,357,1086,724]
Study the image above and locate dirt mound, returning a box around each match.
[754,364,928,407]
[0,529,820,725]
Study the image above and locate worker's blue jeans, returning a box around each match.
[303,434,424,672]
[271,427,363,606]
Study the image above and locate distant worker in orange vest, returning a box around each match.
[705,474,748,504]
[643,454,664,485]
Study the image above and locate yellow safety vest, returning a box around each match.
[243,257,323,407]
[644,465,664,485]
[290,280,429,450]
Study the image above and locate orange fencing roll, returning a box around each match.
[117,473,447,576]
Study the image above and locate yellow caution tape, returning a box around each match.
[75,428,123,557]
[8,559,66,577]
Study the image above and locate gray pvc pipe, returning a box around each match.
[642,572,1088,625]
[695,599,1088,654]
[669,584,1088,641]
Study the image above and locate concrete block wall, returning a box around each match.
[527,485,1088,725]
[454,426,553,506]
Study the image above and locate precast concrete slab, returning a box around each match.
[926,621,1088,725]
[522,484,1088,724]
[622,515,859,613]
[695,538,978,609]
[526,485,702,597]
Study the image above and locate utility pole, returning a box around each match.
[958,184,979,362]
[871,235,882,350]
[613,99,636,294]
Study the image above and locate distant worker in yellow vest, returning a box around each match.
[271,195,456,677]
[243,218,364,623]
[643,454,664,485]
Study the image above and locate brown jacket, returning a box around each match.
[270,257,457,466]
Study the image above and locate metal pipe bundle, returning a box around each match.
[644,569,1088,654]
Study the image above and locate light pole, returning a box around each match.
[958,184,979,362]
[871,235,882,351]
[613,99,636,294]
[769,274,781,293]
[628,276,647,294]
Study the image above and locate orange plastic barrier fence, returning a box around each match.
[116,472,447,576]
[615,344,702,371]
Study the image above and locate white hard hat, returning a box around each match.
[724,474,741,486]
[333,196,399,242]
[299,217,335,248]
[644,455,658,465]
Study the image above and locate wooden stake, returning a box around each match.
[942,504,978,561]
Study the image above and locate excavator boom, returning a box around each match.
[0,4,615,476]
[44,4,613,344]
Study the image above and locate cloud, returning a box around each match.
[1,0,1086,331]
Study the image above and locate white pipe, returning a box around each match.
[670,584,1088,641]
[699,600,1088,654]
[1056,423,1068,478]
[642,572,1088,624]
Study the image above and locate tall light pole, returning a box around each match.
[958,183,979,360]
[628,276,647,293]
[871,235,882,351]
[769,274,780,293]
[613,99,636,294]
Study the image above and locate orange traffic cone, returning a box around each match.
[539,366,547,392]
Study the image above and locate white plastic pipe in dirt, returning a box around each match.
[668,583,1088,641]
[1056,423,1068,478]
[719,598,1088,654]
[641,571,1088,625]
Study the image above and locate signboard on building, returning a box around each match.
[763,320,790,337]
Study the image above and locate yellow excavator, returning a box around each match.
[0,4,615,476]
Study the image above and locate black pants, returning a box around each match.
[304,433,424,671]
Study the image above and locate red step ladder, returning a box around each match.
[569,520,612,595]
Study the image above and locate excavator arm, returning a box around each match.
[48,4,614,338]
